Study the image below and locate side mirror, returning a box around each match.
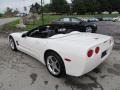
[22,33,27,38]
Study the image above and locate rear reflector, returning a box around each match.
[95,47,100,54]
[87,50,93,57]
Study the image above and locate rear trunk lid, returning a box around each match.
[50,32,112,48]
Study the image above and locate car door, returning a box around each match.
[60,18,72,28]
[71,18,84,31]
[19,29,48,62]
[19,36,38,55]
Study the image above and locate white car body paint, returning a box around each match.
[9,31,114,76]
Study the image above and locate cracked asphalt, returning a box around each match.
[0,20,120,90]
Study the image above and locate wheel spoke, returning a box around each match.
[86,27,92,32]
[50,58,54,63]
[52,57,58,64]
[47,63,52,66]
[54,65,60,73]
[49,56,54,63]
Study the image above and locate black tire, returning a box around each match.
[45,51,65,77]
[92,28,97,33]
[9,36,17,51]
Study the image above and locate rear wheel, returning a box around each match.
[9,37,17,51]
[45,52,65,77]
[86,26,93,33]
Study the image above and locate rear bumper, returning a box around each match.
[82,46,113,76]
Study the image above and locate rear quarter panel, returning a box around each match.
[46,39,89,76]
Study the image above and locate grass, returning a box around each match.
[4,19,19,30]
[0,17,4,19]
[0,16,6,19]
[4,14,120,31]
[0,15,13,19]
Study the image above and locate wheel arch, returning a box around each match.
[8,35,15,42]
[9,35,18,51]
[44,49,62,62]
[9,35,13,39]
[44,49,66,74]
[9,34,16,41]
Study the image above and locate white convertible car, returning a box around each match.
[9,25,114,77]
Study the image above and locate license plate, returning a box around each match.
[101,50,107,58]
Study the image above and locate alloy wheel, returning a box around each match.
[86,27,92,33]
[9,38,15,50]
[46,56,61,75]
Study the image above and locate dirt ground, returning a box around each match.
[0,21,120,90]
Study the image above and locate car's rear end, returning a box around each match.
[54,32,114,77]
[50,32,114,77]
[68,36,114,77]
[81,37,114,75]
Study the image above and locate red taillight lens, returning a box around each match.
[95,47,100,54]
[87,50,93,57]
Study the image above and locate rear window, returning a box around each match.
[71,18,80,22]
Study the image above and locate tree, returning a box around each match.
[51,0,70,14]
[0,13,3,17]
[72,0,101,14]
[5,7,12,13]
[84,0,100,14]
[43,4,52,13]
[72,0,120,14]
[35,2,41,14]
[24,7,27,13]
[72,0,86,14]
[98,0,111,13]
[29,3,41,14]
[30,4,36,13]
[109,0,120,13]
[4,7,13,16]
[13,8,19,15]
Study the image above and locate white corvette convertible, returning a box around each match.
[9,25,114,77]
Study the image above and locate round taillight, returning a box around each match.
[87,50,93,57]
[95,47,100,54]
